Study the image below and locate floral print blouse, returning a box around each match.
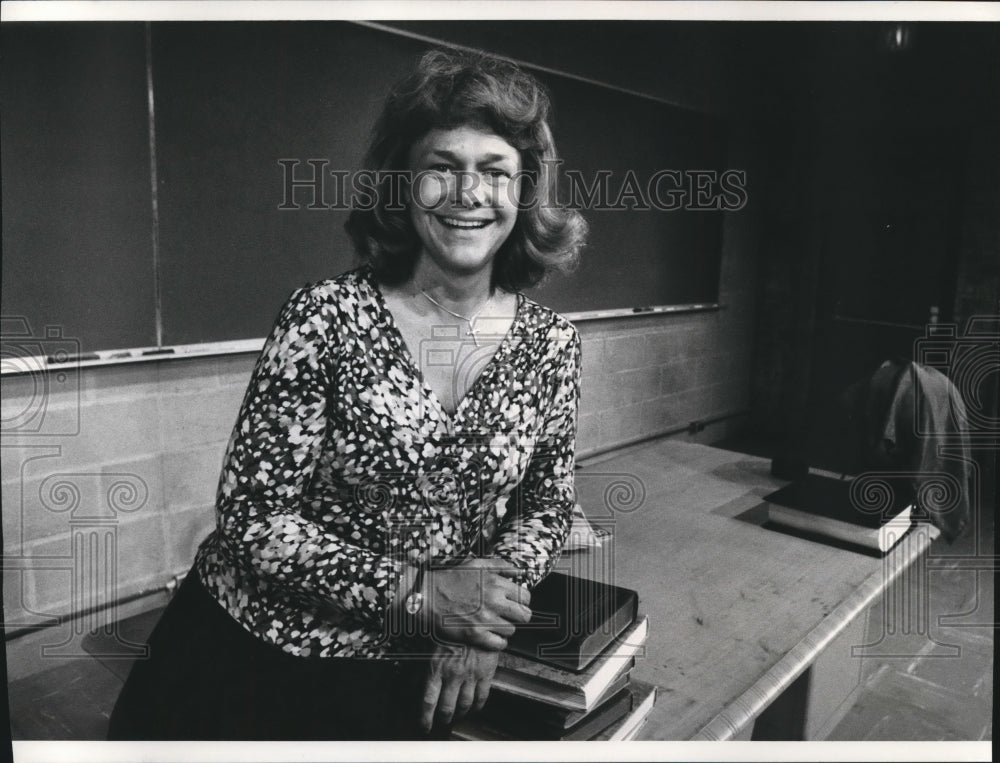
[194,268,581,658]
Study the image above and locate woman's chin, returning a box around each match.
[419,250,498,279]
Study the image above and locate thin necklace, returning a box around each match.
[420,289,491,347]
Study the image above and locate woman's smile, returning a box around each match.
[436,215,494,230]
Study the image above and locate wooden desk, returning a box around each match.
[562,438,938,741]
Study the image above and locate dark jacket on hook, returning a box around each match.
[841,359,971,543]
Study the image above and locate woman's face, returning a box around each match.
[407,125,521,281]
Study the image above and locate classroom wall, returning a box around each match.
[2,358,243,632]
[2,22,759,645]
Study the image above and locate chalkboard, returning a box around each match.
[1,23,157,352]
[2,21,727,353]
[532,70,725,313]
[152,23,417,345]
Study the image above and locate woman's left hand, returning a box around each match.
[420,642,498,733]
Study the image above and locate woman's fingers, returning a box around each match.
[483,616,517,638]
[484,578,531,620]
[435,676,463,727]
[491,573,525,610]
[473,678,492,713]
[494,563,523,579]
[420,673,443,733]
[420,644,498,732]
[507,581,532,608]
[469,629,508,652]
[493,575,531,608]
[455,679,477,720]
[426,563,537,648]
[493,596,533,626]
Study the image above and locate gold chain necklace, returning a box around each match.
[419,289,491,347]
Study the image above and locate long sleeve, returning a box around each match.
[215,286,404,629]
[490,325,581,587]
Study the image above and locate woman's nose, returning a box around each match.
[451,170,487,208]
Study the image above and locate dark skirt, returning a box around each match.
[107,570,440,740]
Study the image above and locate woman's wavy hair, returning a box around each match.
[345,47,587,291]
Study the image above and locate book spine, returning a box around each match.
[769,505,882,549]
[595,680,657,741]
[572,595,638,669]
[511,588,639,671]
[491,671,590,711]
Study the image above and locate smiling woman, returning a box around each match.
[107,47,589,741]
[347,47,586,291]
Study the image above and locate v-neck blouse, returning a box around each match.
[194,268,581,658]
[369,277,524,423]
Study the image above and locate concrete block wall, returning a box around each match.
[576,202,758,457]
[2,355,253,632]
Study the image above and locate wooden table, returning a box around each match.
[560,438,938,741]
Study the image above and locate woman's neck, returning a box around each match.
[405,257,495,316]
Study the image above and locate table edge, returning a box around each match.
[689,523,940,741]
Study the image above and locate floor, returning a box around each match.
[825,511,995,742]
[5,439,995,742]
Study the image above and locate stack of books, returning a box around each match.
[452,572,655,741]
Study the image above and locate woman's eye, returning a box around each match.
[483,169,511,181]
[429,164,453,174]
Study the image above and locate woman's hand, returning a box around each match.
[424,557,533,651]
[420,642,499,733]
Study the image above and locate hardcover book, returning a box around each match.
[477,659,634,732]
[493,615,648,712]
[592,680,657,741]
[507,571,639,671]
[451,685,634,741]
[764,473,917,553]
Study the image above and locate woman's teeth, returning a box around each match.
[438,217,490,229]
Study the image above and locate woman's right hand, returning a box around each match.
[423,557,533,651]
[420,642,499,732]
